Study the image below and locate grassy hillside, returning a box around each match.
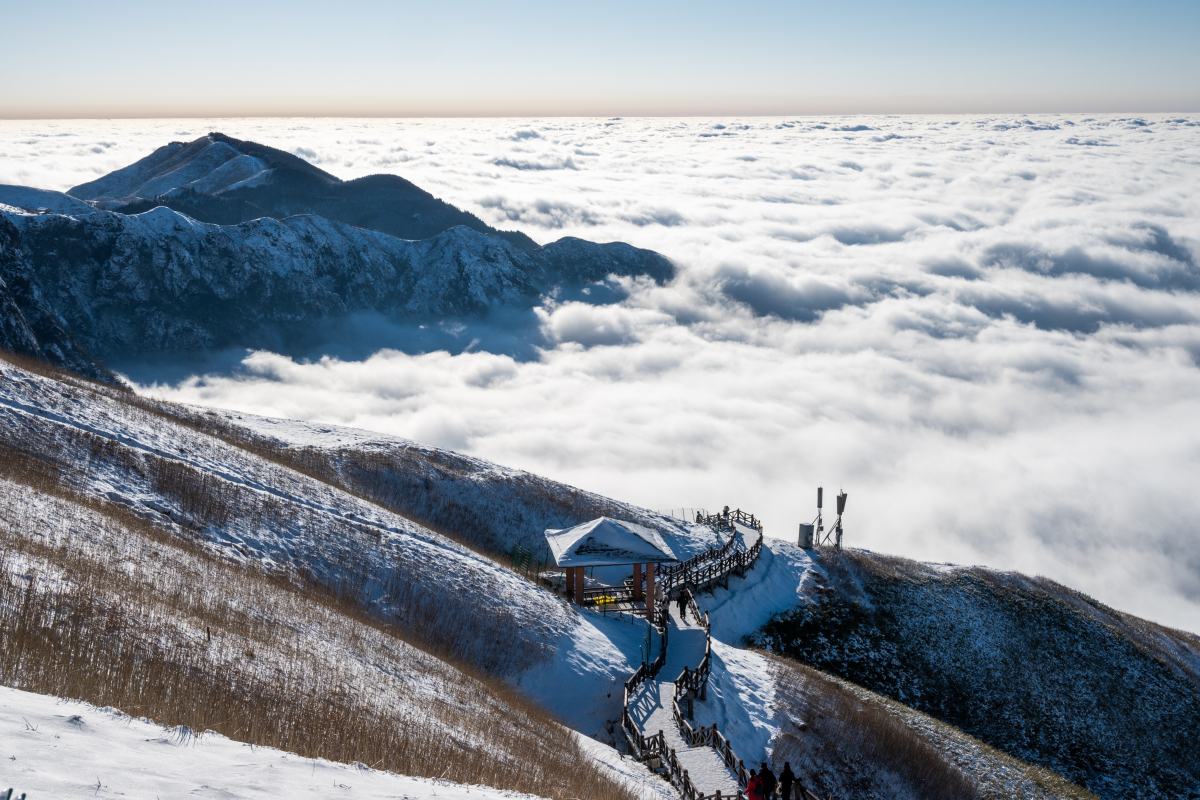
[0,458,632,800]
[118,398,677,562]
[750,549,1200,800]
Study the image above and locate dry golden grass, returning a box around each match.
[765,652,1100,800]
[765,654,980,800]
[0,357,556,676]
[0,450,634,800]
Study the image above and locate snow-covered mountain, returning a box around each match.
[0,193,676,379]
[0,132,675,379]
[0,349,1140,800]
[68,132,541,250]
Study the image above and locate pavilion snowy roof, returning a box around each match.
[544,517,679,567]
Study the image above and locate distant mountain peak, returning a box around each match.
[68,133,540,250]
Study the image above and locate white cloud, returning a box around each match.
[3,114,1200,632]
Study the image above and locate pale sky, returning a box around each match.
[4,0,1198,117]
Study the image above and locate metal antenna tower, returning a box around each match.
[799,486,822,548]
[802,486,848,548]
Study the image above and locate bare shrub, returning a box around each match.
[148,455,236,528]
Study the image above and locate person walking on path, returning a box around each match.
[747,770,763,800]
[760,762,777,798]
[777,762,796,800]
[676,590,689,622]
[779,763,795,800]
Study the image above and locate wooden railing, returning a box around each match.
[657,516,764,600]
[692,508,761,533]
[622,601,671,760]
[670,585,755,795]
[623,517,769,800]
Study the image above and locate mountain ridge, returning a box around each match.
[0,205,672,365]
[0,346,1142,800]
[70,132,541,250]
[0,134,674,379]
[749,547,1200,800]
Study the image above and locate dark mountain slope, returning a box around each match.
[750,549,1200,800]
[0,204,673,367]
[71,132,540,250]
[0,134,674,378]
[2,209,538,359]
[0,216,117,383]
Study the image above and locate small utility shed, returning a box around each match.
[544,517,678,613]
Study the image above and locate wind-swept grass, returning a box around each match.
[0,457,633,800]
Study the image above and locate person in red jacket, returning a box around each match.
[746,769,764,800]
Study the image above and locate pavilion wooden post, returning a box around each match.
[566,565,576,603]
[646,563,656,623]
[632,563,644,602]
[575,566,585,603]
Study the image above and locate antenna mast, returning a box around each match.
[799,486,822,548]
[835,491,847,549]
[802,486,848,548]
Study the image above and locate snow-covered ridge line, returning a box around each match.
[0,355,576,675]
[181,402,721,562]
[0,201,670,379]
[0,390,478,564]
[0,372,480,561]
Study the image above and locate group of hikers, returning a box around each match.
[745,761,803,800]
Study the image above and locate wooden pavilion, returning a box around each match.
[544,517,678,616]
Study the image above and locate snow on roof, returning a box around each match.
[545,517,678,567]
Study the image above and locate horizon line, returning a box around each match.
[3,109,1199,122]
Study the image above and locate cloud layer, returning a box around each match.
[3,115,1200,632]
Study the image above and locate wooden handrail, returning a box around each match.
[623,516,766,800]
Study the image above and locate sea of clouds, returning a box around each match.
[3,115,1199,632]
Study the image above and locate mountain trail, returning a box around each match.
[627,603,741,798]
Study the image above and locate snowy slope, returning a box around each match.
[0,185,96,216]
[2,686,671,800]
[751,548,1200,800]
[0,352,1118,800]
[68,140,193,201]
[0,354,711,731]
[0,354,573,674]
[0,354,687,800]
[187,406,729,561]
